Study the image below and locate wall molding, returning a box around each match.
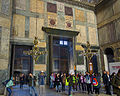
[97,12,120,29]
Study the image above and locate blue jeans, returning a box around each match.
[7,87,12,96]
[50,81,54,88]
[29,86,38,96]
[56,85,60,91]
[68,86,72,96]
[78,81,81,90]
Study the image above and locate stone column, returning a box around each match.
[84,56,87,72]
[104,54,109,71]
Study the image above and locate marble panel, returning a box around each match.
[107,22,116,42]
[47,2,57,13]
[87,12,95,24]
[38,42,46,48]
[30,0,36,12]
[65,6,73,16]
[0,70,8,94]
[29,17,37,39]
[0,0,1,12]
[65,16,73,30]
[76,25,86,44]
[14,0,26,10]
[37,18,44,40]
[96,9,104,24]
[98,26,109,45]
[75,9,85,22]
[0,26,1,52]
[25,17,29,38]
[113,0,120,14]
[48,12,57,28]
[1,0,10,15]
[115,19,120,40]
[103,6,113,21]
[0,27,10,59]
[0,59,8,69]
[76,45,84,51]
[37,0,44,13]
[30,0,44,13]
[88,27,97,45]
[0,17,11,28]
[57,12,65,29]
[29,17,44,39]
[34,64,46,71]
[13,14,25,37]
[57,2,64,12]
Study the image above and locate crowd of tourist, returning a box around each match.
[49,69,120,96]
[2,69,120,96]
[50,71,101,96]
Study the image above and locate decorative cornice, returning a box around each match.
[54,0,95,11]
[42,27,79,37]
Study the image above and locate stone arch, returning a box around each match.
[104,48,114,63]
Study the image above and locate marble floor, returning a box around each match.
[12,85,114,96]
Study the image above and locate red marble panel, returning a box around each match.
[65,6,73,16]
[47,2,57,13]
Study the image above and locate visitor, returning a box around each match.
[80,73,86,92]
[93,73,101,94]
[73,74,78,91]
[77,73,81,90]
[61,73,66,91]
[28,73,38,96]
[50,73,55,89]
[111,72,116,94]
[67,72,74,96]
[55,73,61,92]
[85,72,93,94]
[103,71,111,95]
[20,73,25,89]
[112,69,120,96]
[3,76,14,96]
[38,71,46,96]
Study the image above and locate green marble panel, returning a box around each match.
[0,26,2,51]
[76,51,84,65]
[36,48,46,64]
[25,16,29,38]
[1,0,10,15]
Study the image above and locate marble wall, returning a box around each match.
[11,0,98,71]
[97,0,120,46]
[0,0,12,94]
[96,0,120,70]
[12,0,98,45]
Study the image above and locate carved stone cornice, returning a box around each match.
[100,40,120,51]
[97,12,120,29]
[95,0,117,11]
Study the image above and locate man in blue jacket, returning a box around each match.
[38,71,46,96]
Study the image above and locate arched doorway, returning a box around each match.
[104,48,115,71]
[104,48,114,63]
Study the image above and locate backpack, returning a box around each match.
[93,78,98,86]
[6,80,14,87]
[2,79,10,87]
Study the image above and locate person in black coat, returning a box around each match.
[55,73,61,92]
[20,73,25,89]
[103,71,111,95]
